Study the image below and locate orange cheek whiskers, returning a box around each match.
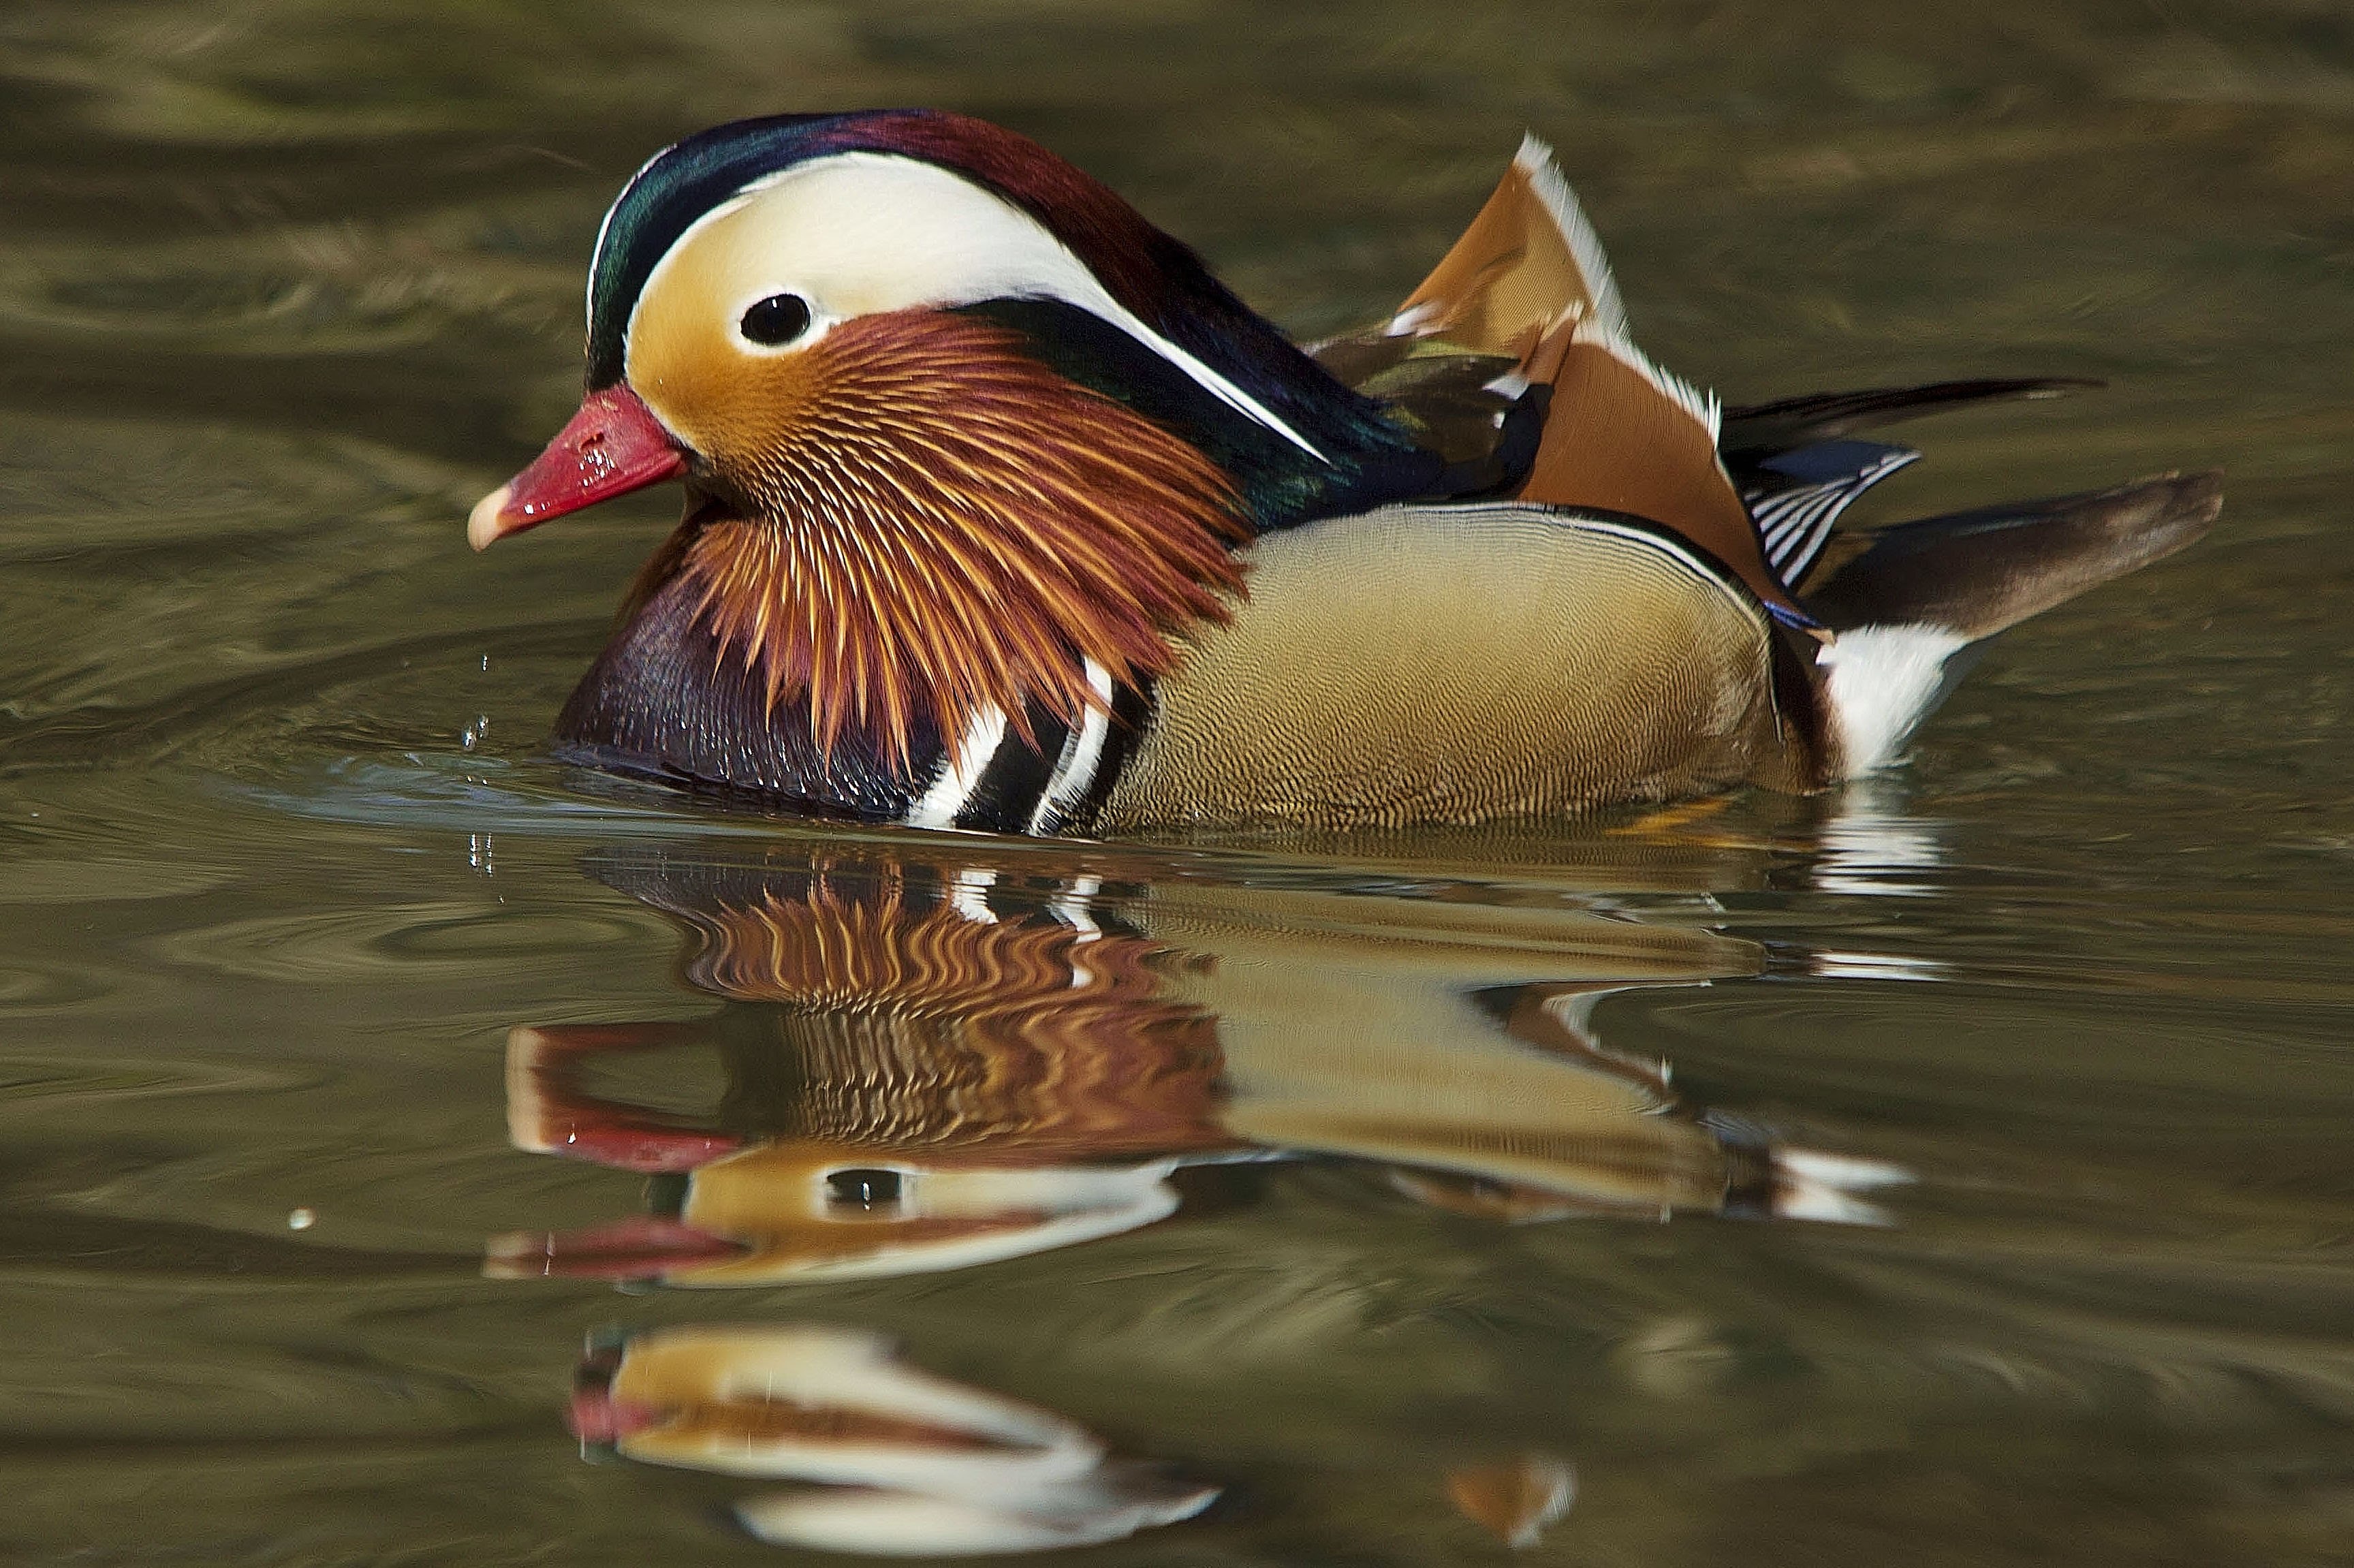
[676,314,1248,773]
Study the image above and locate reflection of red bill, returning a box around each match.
[484,1214,748,1282]
[523,1121,740,1174]
[505,1024,742,1173]
[569,1383,664,1445]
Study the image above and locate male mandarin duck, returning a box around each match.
[468,110,2219,833]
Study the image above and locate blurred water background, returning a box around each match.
[2,2,2352,1563]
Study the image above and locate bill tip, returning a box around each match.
[467,484,514,552]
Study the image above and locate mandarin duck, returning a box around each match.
[468,110,2219,832]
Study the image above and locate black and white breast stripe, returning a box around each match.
[903,661,1149,836]
[1742,439,1919,588]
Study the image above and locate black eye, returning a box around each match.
[826,1167,902,1208]
[740,292,813,346]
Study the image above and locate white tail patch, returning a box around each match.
[1809,949,1951,982]
[1817,623,1969,774]
[1810,781,1947,897]
[1773,1148,1911,1226]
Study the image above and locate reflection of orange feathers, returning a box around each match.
[646,1399,1014,1454]
[682,313,1248,767]
[677,877,1226,1160]
[604,1326,1078,1468]
[1445,1454,1575,1550]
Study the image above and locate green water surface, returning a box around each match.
[3,3,2352,1563]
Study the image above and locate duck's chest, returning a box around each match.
[553,573,1141,831]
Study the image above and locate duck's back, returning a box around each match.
[1095,503,1824,831]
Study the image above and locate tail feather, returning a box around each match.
[1721,377,2100,469]
[1804,470,2221,639]
[1804,470,2220,774]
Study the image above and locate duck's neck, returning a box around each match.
[555,558,1155,832]
[952,298,1443,531]
[641,313,1262,779]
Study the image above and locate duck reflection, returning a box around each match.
[1445,1454,1576,1550]
[488,841,1900,1288]
[571,1324,1218,1554]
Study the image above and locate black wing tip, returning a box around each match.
[1723,375,2104,424]
[2018,376,2107,398]
[1721,376,2110,467]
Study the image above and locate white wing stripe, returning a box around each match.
[1029,660,1114,835]
[905,704,1010,830]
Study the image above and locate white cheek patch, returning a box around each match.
[627,151,1324,460]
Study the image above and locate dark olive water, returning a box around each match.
[5,2,2353,1563]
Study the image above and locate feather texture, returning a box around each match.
[672,312,1249,769]
[664,872,1227,1161]
[588,110,1407,462]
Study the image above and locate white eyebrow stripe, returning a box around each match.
[623,151,1327,463]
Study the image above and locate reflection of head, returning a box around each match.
[576,1324,1217,1554]
[492,853,1242,1285]
[650,1143,1191,1285]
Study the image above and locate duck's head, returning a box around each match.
[469,110,1416,759]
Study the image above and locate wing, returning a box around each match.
[1315,138,1810,626]
[1743,438,1920,589]
[1719,377,2097,469]
[1721,379,2101,591]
